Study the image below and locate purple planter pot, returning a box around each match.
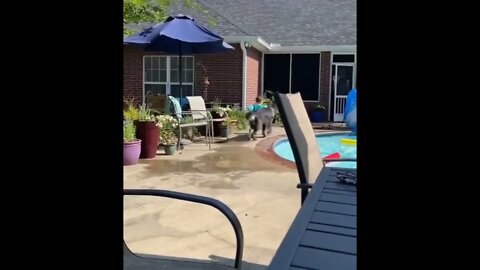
[123,140,141,166]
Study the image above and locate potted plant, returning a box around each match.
[123,120,141,165]
[210,98,231,119]
[211,105,231,119]
[123,98,140,121]
[219,118,233,137]
[211,101,232,136]
[159,130,178,155]
[310,104,326,123]
[156,115,179,155]
[134,104,160,159]
[227,106,248,132]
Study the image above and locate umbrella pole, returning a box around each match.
[179,43,182,100]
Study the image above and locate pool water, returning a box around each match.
[274,133,357,169]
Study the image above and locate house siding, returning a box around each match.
[124,46,334,119]
[123,46,146,105]
[320,52,331,117]
[124,44,244,106]
[193,44,243,105]
[246,47,262,107]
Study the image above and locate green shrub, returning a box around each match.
[228,106,248,131]
[123,120,136,142]
[123,98,140,121]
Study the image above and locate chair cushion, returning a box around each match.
[165,96,183,119]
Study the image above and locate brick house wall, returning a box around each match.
[123,46,145,105]
[124,45,333,119]
[320,52,332,120]
[246,47,262,107]
[124,44,243,106]
[193,44,243,105]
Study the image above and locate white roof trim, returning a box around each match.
[223,36,356,53]
[268,45,356,53]
[224,36,272,51]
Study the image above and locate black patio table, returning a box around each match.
[267,167,357,270]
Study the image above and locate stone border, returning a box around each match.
[254,134,297,170]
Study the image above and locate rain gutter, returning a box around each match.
[240,41,247,110]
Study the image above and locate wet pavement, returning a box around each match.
[124,127,301,269]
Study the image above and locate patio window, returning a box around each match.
[144,56,194,97]
[263,54,290,94]
[291,54,320,101]
[264,54,320,101]
[333,54,355,63]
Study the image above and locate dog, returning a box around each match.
[246,106,276,140]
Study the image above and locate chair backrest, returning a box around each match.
[186,96,208,120]
[274,92,324,185]
[146,94,166,114]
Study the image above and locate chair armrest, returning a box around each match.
[179,111,209,122]
[124,189,243,269]
[296,183,313,189]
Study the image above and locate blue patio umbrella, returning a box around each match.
[124,14,234,100]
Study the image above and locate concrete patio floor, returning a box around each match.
[124,126,337,269]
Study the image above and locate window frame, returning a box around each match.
[142,55,195,102]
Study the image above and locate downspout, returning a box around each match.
[240,41,247,110]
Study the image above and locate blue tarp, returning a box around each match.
[344,88,357,133]
[164,96,190,118]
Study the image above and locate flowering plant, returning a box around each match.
[159,130,178,145]
[155,114,179,145]
[155,114,179,130]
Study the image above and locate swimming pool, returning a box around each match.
[273,133,357,169]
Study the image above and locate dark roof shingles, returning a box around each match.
[127,0,356,46]
[198,0,356,46]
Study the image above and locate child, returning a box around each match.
[247,96,268,112]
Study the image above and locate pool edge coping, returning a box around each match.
[254,130,353,170]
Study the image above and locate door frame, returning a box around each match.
[329,53,356,121]
[333,63,355,122]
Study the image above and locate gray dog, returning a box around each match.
[246,107,276,140]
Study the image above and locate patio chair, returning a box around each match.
[164,95,212,151]
[186,96,229,140]
[274,92,357,204]
[145,93,167,114]
[124,189,244,269]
